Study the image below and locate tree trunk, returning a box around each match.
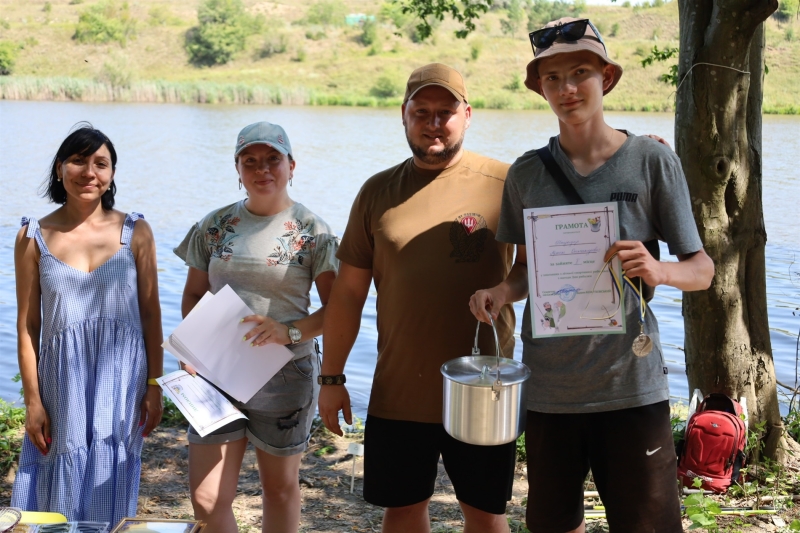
[676,0,790,459]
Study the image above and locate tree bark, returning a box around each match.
[676,0,789,459]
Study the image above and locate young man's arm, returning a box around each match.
[469,245,529,323]
[318,262,372,436]
[605,241,714,291]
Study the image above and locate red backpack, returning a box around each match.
[676,393,747,493]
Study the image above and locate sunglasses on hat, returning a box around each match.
[528,19,606,54]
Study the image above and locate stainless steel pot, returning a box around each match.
[441,318,531,446]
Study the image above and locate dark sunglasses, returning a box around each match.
[528,19,606,55]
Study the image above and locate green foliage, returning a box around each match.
[500,0,525,35]
[515,432,526,462]
[379,1,412,28]
[0,399,25,476]
[684,477,721,531]
[791,519,800,530]
[314,445,335,457]
[360,18,379,46]
[260,33,288,57]
[293,47,307,62]
[526,0,585,32]
[671,410,686,447]
[610,22,620,37]
[775,0,799,21]
[641,45,679,86]
[73,1,137,46]
[370,75,401,97]
[96,55,134,87]
[787,26,796,42]
[390,0,494,41]
[304,0,347,27]
[305,29,326,40]
[622,0,631,6]
[470,39,483,60]
[504,72,523,91]
[148,5,183,27]
[43,2,52,14]
[160,397,187,427]
[0,40,20,75]
[185,0,262,66]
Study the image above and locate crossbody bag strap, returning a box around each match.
[536,146,584,205]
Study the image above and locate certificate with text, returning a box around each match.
[524,202,626,338]
[157,370,247,437]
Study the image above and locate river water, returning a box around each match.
[1,101,798,415]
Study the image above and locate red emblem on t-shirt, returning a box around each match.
[461,216,478,235]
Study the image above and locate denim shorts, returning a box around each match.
[187,354,320,456]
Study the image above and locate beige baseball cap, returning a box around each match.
[404,63,468,104]
[524,17,623,96]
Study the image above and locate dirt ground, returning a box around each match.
[3,423,800,532]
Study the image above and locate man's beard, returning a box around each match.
[405,130,465,165]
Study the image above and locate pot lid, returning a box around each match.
[441,355,531,386]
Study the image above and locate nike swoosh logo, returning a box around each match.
[646,447,662,456]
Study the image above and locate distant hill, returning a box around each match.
[0,0,797,113]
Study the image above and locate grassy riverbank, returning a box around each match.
[0,0,798,112]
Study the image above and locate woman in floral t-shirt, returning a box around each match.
[174,122,338,533]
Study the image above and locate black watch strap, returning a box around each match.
[317,374,346,385]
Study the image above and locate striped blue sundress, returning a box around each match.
[11,213,148,525]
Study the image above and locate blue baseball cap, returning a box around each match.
[234,122,293,159]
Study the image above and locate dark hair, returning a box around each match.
[42,123,118,211]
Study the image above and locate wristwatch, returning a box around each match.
[287,324,302,345]
[317,374,347,385]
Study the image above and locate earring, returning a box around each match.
[289,177,293,187]
[238,179,242,190]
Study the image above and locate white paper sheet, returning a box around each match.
[162,285,295,402]
[157,370,247,437]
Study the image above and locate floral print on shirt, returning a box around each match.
[205,213,241,261]
[266,219,317,266]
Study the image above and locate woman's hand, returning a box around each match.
[140,386,163,437]
[242,315,291,346]
[25,400,51,455]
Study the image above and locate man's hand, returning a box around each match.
[605,240,666,287]
[318,385,352,437]
[645,134,672,150]
[469,288,507,324]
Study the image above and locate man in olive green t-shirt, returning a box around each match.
[318,64,517,533]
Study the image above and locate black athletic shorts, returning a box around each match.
[363,415,516,515]
[525,401,682,533]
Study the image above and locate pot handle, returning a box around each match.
[473,318,503,385]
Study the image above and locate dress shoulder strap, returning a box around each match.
[121,212,144,245]
[21,217,39,238]
[20,217,51,256]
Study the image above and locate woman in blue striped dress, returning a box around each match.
[11,124,164,525]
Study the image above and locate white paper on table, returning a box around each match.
[157,370,247,437]
[165,285,295,403]
[524,202,626,338]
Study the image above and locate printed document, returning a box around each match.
[157,370,247,437]
[524,202,626,338]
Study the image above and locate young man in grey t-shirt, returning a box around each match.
[469,17,715,533]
